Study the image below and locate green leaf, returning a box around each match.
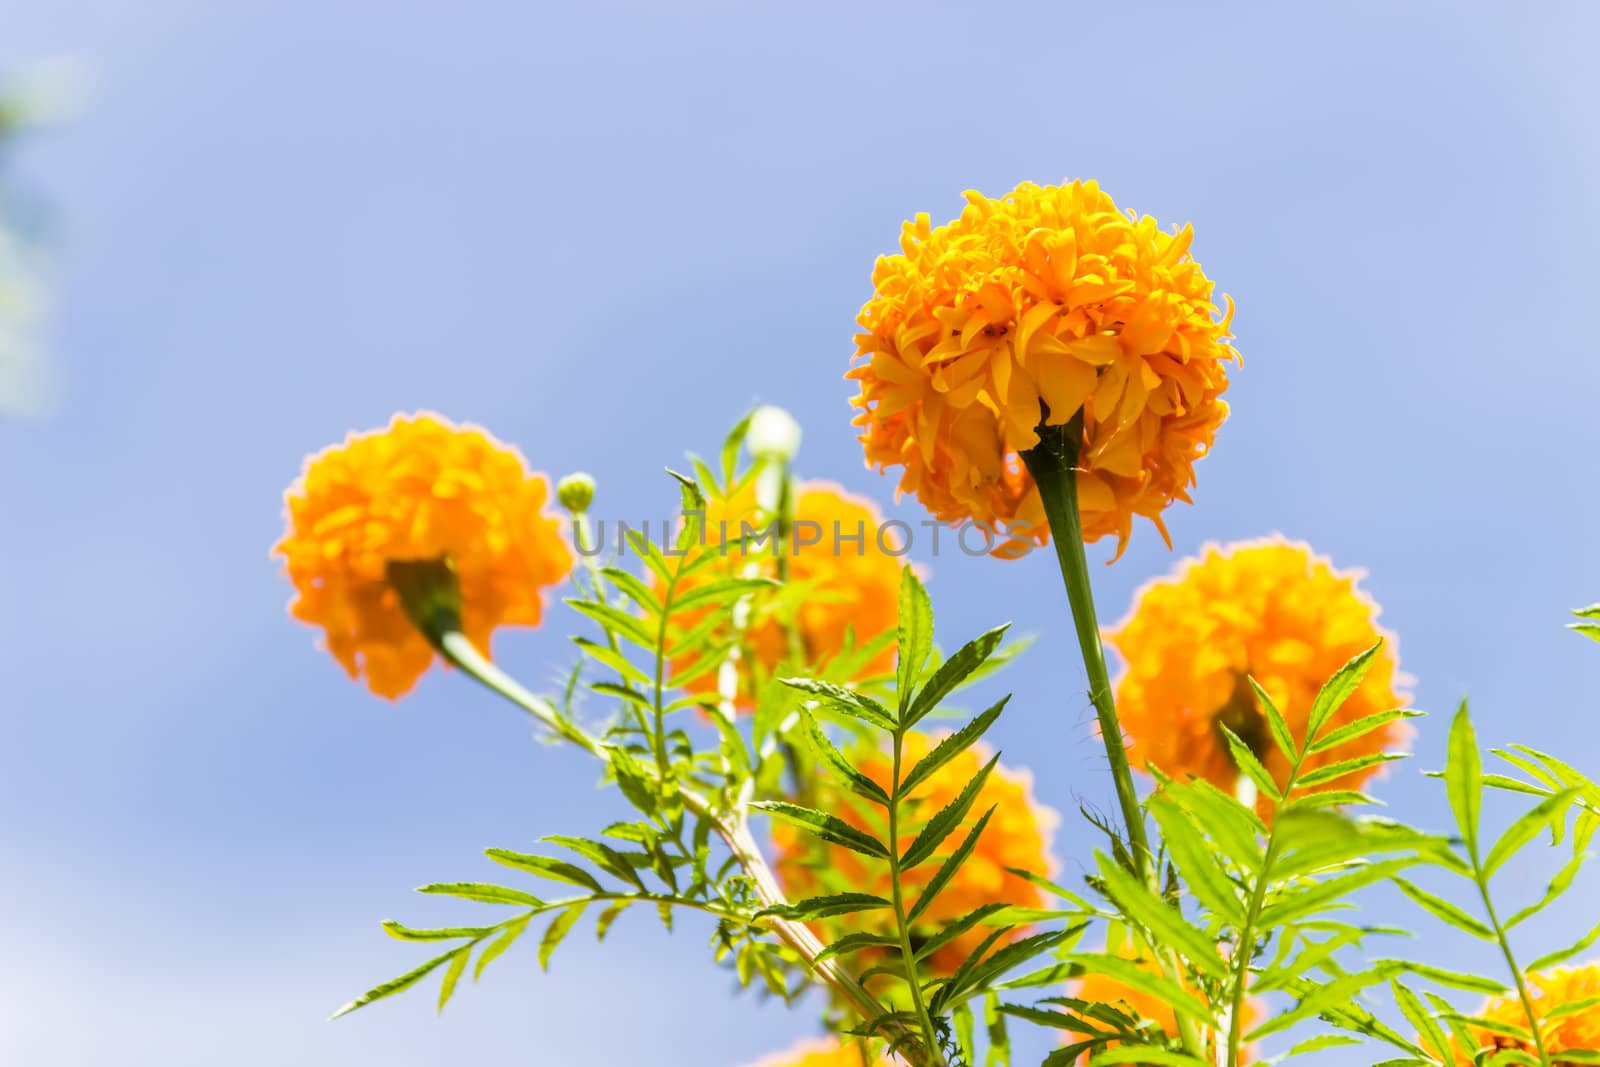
[751,801,889,859]
[1445,702,1483,858]
[814,931,900,962]
[542,835,648,891]
[595,899,630,942]
[1247,966,1399,1042]
[799,710,888,804]
[1093,854,1230,981]
[1219,723,1281,802]
[1089,1050,1212,1067]
[759,892,892,921]
[900,753,999,868]
[538,903,587,969]
[573,636,652,687]
[598,567,662,616]
[909,807,996,923]
[1295,753,1407,789]
[331,947,464,1018]
[1390,980,1451,1063]
[1506,847,1588,928]
[1163,779,1265,872]
[1391,877,1495,940]
[1306,643,1381,742]
[900,698,1007,795]
[473,913,531,979]
[672,576,779,611]
[417,882,544,907]
[1059,952,1218,1025]
[1377,959,1507,994]
[1546,1051,1600,1065]
[1146,794,1243,923]
[590,681,652,711]
[565,598,656,650]
[1484,788,1580,878]
[381,920,495,942]
[896,566,934,710]
[1307,708,1424,756]
[1482,773,1550,798]
[1573,622,1600,644]
[780,677,896,730]
[1256,859,1417,928]
[436,946,471,1012]
[1250,677,1299,762]
[905,624,1010,728]
[913,902,1013,964]
[609,749,658,816]
[1528,919,1600,971]
[485,849,604,893]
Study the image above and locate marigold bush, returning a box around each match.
[274,412,571,698]
[849,179,1237,559]
[1106,537,1411,806]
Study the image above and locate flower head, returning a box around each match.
[772,734,1058,976]
[1447,963,1600,1064]
[849,180,1238,560]
[737,1036,893,1067]
[668,480,903,709]
[1074,940,1262,1063]
[274,412,572,699]
[1106,538,1411,807]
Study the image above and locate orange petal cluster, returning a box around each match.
[1074,943,1262,1063]
[667,480,902,708]
[772,734,1058,977]
[275,412,572,699]
[1447,963,1600,1065]
[1105,538,1411,808]
[849,180,1238,560]
[737,1036,895,1067]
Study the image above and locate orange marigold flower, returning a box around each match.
[849,179,1238,560]
[1446,963,1600,1065]
[772,734,1058,977]
[668,480,902,708]
[1074,942,1262,1064]
[1105,538,1412,808]
[737,1035,894,1067]
[274,412,572,699]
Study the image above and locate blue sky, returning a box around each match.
[3,2,1599,1064]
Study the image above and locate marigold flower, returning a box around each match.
[1105,538,1411,807]
[737,1035,894,1067]
[1446,963,1600,1065]
[668,480,903,708]
[772,734,1058,977]
[849,180,1238,560]
[274,412,572,699]
[1074,942,1262,1063]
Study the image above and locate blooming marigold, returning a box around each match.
[849,180,1238,560]
[1105,538,1411,807]
[1074,942,1262,1064]
[737,1036,894,1067]
[668,480,902,708]
[772,734,1058,976]
[274,412,572,699]
[1446,963,1600,1065]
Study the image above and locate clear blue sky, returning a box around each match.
[3,2,1598,1064]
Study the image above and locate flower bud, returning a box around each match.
[556,471,596,513]
[746,405,801,463]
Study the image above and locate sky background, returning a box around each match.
[3,2,1599,1064]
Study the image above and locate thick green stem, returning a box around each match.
[1019,416,1151,877]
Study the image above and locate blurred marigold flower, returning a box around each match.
[1074,941,1262,1063]
[849,180,1237,560]
[737,1035,893,1067]
[1446,963,1600,1065]
[668,480,902,709]
[274,412,572,699]
[1105,538,1411,807]
[772,734,1058,977]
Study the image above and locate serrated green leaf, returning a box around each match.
[1484,788,1580,878]
[672,576,779,611]
[417,882,544,907]
[566,598,656,650]
[1377,959,1506,994]
[598,566,662,616]
[381,920,495,942]
[1307,643,1381,742]
[436,946,471,1012]
[913,902,1013,964]
[780,677,896,730]
[901,754,998,869]
[905,624,1010,728]
[759,892,892,921]
[485,849,604,892]
[573,636,652,687]
[1391,979,1451,1062]
[1093,854,1230,981]
[1059,952,1218,1025]
[542,835,648,891]
[1391,877,1495,940]
[814,931,901,962]
[896,567,934,709]
[1528,919,1600,971]
[901,698,1007,795]
[800,710,888,804]
[909,807,996,924]
[1296,752,1408,789]
[1247,965,1400,1042]
[1256,859,1416,928]
[331,951,460,1020]
[1250,677,1298,762]
[538,903,587,969]
[1146,794,1243,923]
[1220,723,1281,801]
[1445,702,1483,858]
[752,800,888,859]
[1308,708,1424,756]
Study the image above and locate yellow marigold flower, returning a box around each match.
[849,180,1238,560]
[1105,538,1411,807]
[668,480,903,708]
[1446,963,1600,1065]
[1074,943,1262,1064]
[274,412,572,699]
[737,1035,894,1067]
[772,734,1058,977]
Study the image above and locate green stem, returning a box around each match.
[1019,415,1150,877]
[888,732,949,1067]
[1476,866,1551,1067]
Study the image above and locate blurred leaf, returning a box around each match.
[1250,677,1298,762]
[1094,854,1229,981]
[381,920,494,942]
[1296,753,1407,789]
[1219,723,1280,802]
[1528,918,1600,971]
[436,946,471,1012]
